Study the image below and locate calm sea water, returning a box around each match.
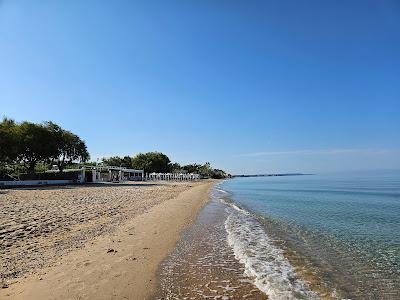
[220,171,400,299]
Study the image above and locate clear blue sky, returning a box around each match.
[1,0,399,174]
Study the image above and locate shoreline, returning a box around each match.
[205,176,400,300]
[156,183,325,299]
[0,180,216,299]
[156,188,268,299]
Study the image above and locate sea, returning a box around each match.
[158,171,400,299]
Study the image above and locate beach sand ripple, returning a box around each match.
[0,182,192,282]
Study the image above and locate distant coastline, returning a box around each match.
[232,173,312,178]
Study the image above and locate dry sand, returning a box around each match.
[0,180,215,299]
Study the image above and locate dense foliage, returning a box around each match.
[0,118,89,176]
[101,156,133,168]
[131,152,171,173]
[102,152,230,178]
[0,117,229,180]
[102,152,171,173]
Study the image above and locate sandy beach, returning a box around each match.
[0,180,215,299]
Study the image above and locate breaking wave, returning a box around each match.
[223,200,320,300]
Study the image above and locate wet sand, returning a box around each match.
[0,180,215,299]
[157,189,268,299]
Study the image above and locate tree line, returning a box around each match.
[102,153,229,179]
[0,118,89,177]
[0,117,229,180]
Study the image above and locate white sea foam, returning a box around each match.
[219,197,250,216]
[215,187,229,195]
[224,204,321,300]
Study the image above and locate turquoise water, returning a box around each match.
[220,171,400,299]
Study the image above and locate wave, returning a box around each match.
[222,195,320,300]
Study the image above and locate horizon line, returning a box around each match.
[234,148,400,158]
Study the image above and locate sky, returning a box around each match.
[0,0,399,174]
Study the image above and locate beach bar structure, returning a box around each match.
[79,166,144,183]
[145,172,200,181]
[1,168,198,188]
[0,166,145,188]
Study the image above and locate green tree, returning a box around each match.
[131,152,171,173]
[15,122,58,173]
[46,122,89,172]
[199,162,213,178]
[121,156,133,168]
[102,156,132,168]
[170,162,183,173]
[211,168,228,179]
[0,118,19,163]
[182,163,201,173]
[181,162,229,178]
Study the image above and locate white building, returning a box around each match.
[79,166,144,183]
[145,172,200,181]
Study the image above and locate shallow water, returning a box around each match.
[221,171,400,299]
[157,190,268,299]
[157,188,317,299]
[158,171,400,299]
